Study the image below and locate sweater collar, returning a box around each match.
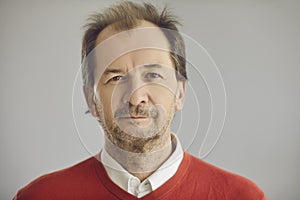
[100,134,184,197]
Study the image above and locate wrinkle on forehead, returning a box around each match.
[105,49,174,72]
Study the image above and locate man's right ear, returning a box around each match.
[83,85,98,117]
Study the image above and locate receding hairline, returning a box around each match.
[95,20,164,46]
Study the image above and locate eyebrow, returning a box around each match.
[103,68,123,74]
[103,64,163,74]
[143,64,163,69]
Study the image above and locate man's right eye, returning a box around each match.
[111,76,123,81]
[108,75,128,83]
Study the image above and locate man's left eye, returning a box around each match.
[145,73,162,79]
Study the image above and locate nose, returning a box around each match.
[122,76,148,106]
[129,85,148,106]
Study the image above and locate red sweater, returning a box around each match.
[14,152,266,200]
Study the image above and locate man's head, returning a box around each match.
[82,1,187,153]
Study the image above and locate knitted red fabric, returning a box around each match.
[14,152,267,200]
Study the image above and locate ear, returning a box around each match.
[83,85,98,117]
[175,80,186,110]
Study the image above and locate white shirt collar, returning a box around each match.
[101,134,184,198]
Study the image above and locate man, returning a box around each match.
[14,1,266,199]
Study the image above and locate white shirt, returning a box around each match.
[101,134,184,198]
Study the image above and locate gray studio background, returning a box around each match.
[1,0,299,199]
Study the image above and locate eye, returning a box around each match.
[145,72,163,79]
[111,76,123,81]
[107,75,127,83]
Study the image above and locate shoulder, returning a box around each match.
[183,152,267,199]
[14,157,99,200]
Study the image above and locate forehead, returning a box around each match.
[91,20,174,84]
[106,49,174,71]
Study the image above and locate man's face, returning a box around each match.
[89,22,185,153]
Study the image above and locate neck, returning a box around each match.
[104,134,173,181]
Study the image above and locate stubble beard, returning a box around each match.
[95,101,175,153]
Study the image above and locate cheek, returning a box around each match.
[98,91,114,117]
[149,86,176,101]
[151,93,176,112]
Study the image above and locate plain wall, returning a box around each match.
[1,0,299,199]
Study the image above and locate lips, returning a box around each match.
[130,114,148,118]
[117,115,148,119]
[115,111,150,119]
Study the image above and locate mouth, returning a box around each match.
[114,106,158,126]
[118,115,148,120]
[117,115,151,125]
[130,115,148,119]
